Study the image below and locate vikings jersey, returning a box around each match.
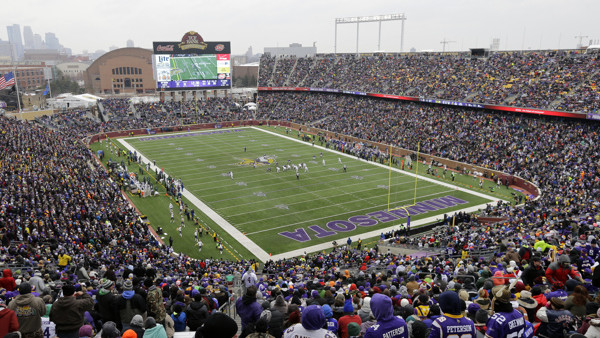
[485,310,527,338]
[429,314,476,338]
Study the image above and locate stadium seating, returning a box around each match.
[1,50,600,337]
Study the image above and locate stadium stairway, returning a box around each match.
[283,58,299,87]
[298,58,319,87]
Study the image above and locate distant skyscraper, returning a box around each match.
[126,39,134,48]
[23,26,34,49]
[45,32,60,50]
[33,34,44,49]
[109,45,118,51]
[6,24,23,60]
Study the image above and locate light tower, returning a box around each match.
[334,14,407,55]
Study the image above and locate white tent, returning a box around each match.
[243,102,257,111]
[48,93,102,109]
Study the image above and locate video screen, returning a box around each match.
[154,54,231,90]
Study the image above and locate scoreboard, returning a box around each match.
[153,32,231,91]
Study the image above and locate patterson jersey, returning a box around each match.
[429,314,476,338]
[485,310,530,338]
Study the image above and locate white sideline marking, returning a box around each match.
[117,135,272,262]
[119,127,505,262]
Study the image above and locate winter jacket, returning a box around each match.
[236,295,263,330]
[0,269,17,291]
[269,308,285,338]
[546,262,581,285]
[95,292,119,324]
[585,318,600,338]
[170,311,186,332]
[7,293,46,333]
[118,292,147,328]
[49,293,95,332]
[0,305,19,338]
[146,286,166,322]
[185,301,208,331]
[142,324,168,338]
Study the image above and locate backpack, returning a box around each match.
[203,296,217,311]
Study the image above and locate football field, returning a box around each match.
[170,56,217,81]
[116,126,501,261]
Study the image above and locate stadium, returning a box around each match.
[1,31,600,338]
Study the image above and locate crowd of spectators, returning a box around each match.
[259,51,600,113]
[1,51,600,337]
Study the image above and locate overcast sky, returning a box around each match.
[3,0,599,55]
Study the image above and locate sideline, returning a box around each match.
[118,127,505,262]
[117,136,272,262]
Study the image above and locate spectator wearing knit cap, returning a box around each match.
[283,305,336,338]
[49,284,95,338]
[536,297,575,338]
[129,314,145,338]
[78,324,94,338]
[338,299,361,338]
[99,322,120,338]
[429,291,476,338]
[364,293,408,338]
[95,279,119,328]
[143,317,167,338]
[118,279,146,332]
[7,281,46,337]
[347,322,361,338]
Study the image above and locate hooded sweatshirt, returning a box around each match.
[0,269,16,291]
[7,293,46,333]
[364,293,408,338]
[358,297,372,322]
[142,323,168,338]
[283,305,336,338]
[0,305,19,338]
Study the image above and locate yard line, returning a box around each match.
[123,126,504,261]
[251,127,502,202]
[214,181,440,214]
[117,137,271,262]
[243,189,457,234]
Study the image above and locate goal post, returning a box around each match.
[387,142,420,212]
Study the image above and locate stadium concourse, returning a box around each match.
[0,51,599,338]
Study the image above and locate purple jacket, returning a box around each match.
[235,296,262,330]
[364,294,408,338]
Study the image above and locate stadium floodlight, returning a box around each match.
[334,13,407,54]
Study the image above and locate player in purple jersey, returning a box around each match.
[364,293,408,338]
[485,284,530,338]
[429,291,476,338]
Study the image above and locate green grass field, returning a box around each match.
[170,56,217,81]
[92,126,508,261]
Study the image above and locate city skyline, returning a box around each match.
[1,0,599,56]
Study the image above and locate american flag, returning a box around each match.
[0,72,15,90]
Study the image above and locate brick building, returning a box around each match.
[84,47,155,94]
[0,61,50,91]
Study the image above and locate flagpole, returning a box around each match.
[47,78,52,98]
[13,66,22,117]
